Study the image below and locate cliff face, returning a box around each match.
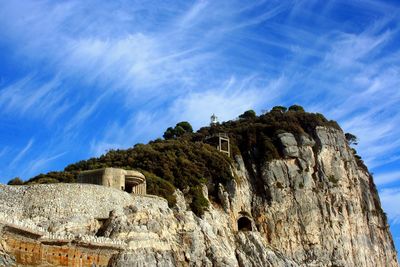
[0,126,398,266]
[227,126,398,266]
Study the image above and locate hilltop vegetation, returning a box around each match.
[16,105,344,215]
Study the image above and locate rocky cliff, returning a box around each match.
[0,125,398,266]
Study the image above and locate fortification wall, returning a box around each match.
[3,231,117,267]
[103,168,125,189]
[77,168,125,190]
[77,169,104,186]
[0,184,134,220]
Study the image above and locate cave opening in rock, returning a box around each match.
[237,217,252,231]
[95,218,108,237]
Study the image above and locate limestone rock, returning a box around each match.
[278,132,299,157]
[0,226,16,267]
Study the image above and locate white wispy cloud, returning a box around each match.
[325,30,392,68]
[0,76,69,122]
[24,151,67,177]
[380,188,400,225]
[10,139,34,167]
[178,0,209,28]
[375,171,400,186]
[0,147,8,158]
[89,111,163,156]
[169,75,286,129]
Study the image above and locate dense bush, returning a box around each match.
[144,171,177,207]
[288,104,305,112]
[25,171,77,185]
[239,110,257,119]
[189,186,209,216]
[7,177,24,185]
[163,121,193,139]
[163,127,175,140]
[176,121,193,133]
[271,106,287,112]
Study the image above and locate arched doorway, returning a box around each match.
[237,217,252,231]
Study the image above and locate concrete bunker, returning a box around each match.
[77,168,146,195]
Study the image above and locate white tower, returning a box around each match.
[210,114,218,126]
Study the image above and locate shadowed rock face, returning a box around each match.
[0,126,398,266]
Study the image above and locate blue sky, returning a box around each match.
[0,0,399,254]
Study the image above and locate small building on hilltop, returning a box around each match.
[77,168,146,195]
[207,114,231,157]
[205,133,230,157]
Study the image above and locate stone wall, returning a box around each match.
[3,231,117,267]
[0,183,134,220]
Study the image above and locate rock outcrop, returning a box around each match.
[0,126,398,266]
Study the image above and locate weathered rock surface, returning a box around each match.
[0,126,398,266]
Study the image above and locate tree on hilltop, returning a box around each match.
[345,133,358,146]
[239,110,257,119]
[163,121,194,140]
[176,121,193,133]
[271,106,287,113]
[288,104,305,112]
[7,177,24,185]
[163,127,175,140]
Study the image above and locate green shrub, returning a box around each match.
[7,177,24,185]
[176,121,193,133]
[163,127,175,140]
[328,175,339,184]
[144,171,177,207]
[288,105,305,112]
[163,121,194,139]
[190,186,209,216]
[271,106,287,112]
[239,110,257,119]
[24,171,76,185]
[31,177,60,184]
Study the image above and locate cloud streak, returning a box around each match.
[380,188,400,225]
[375,171,400,186]
[10,139,34,167]
[25,151,67,177]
